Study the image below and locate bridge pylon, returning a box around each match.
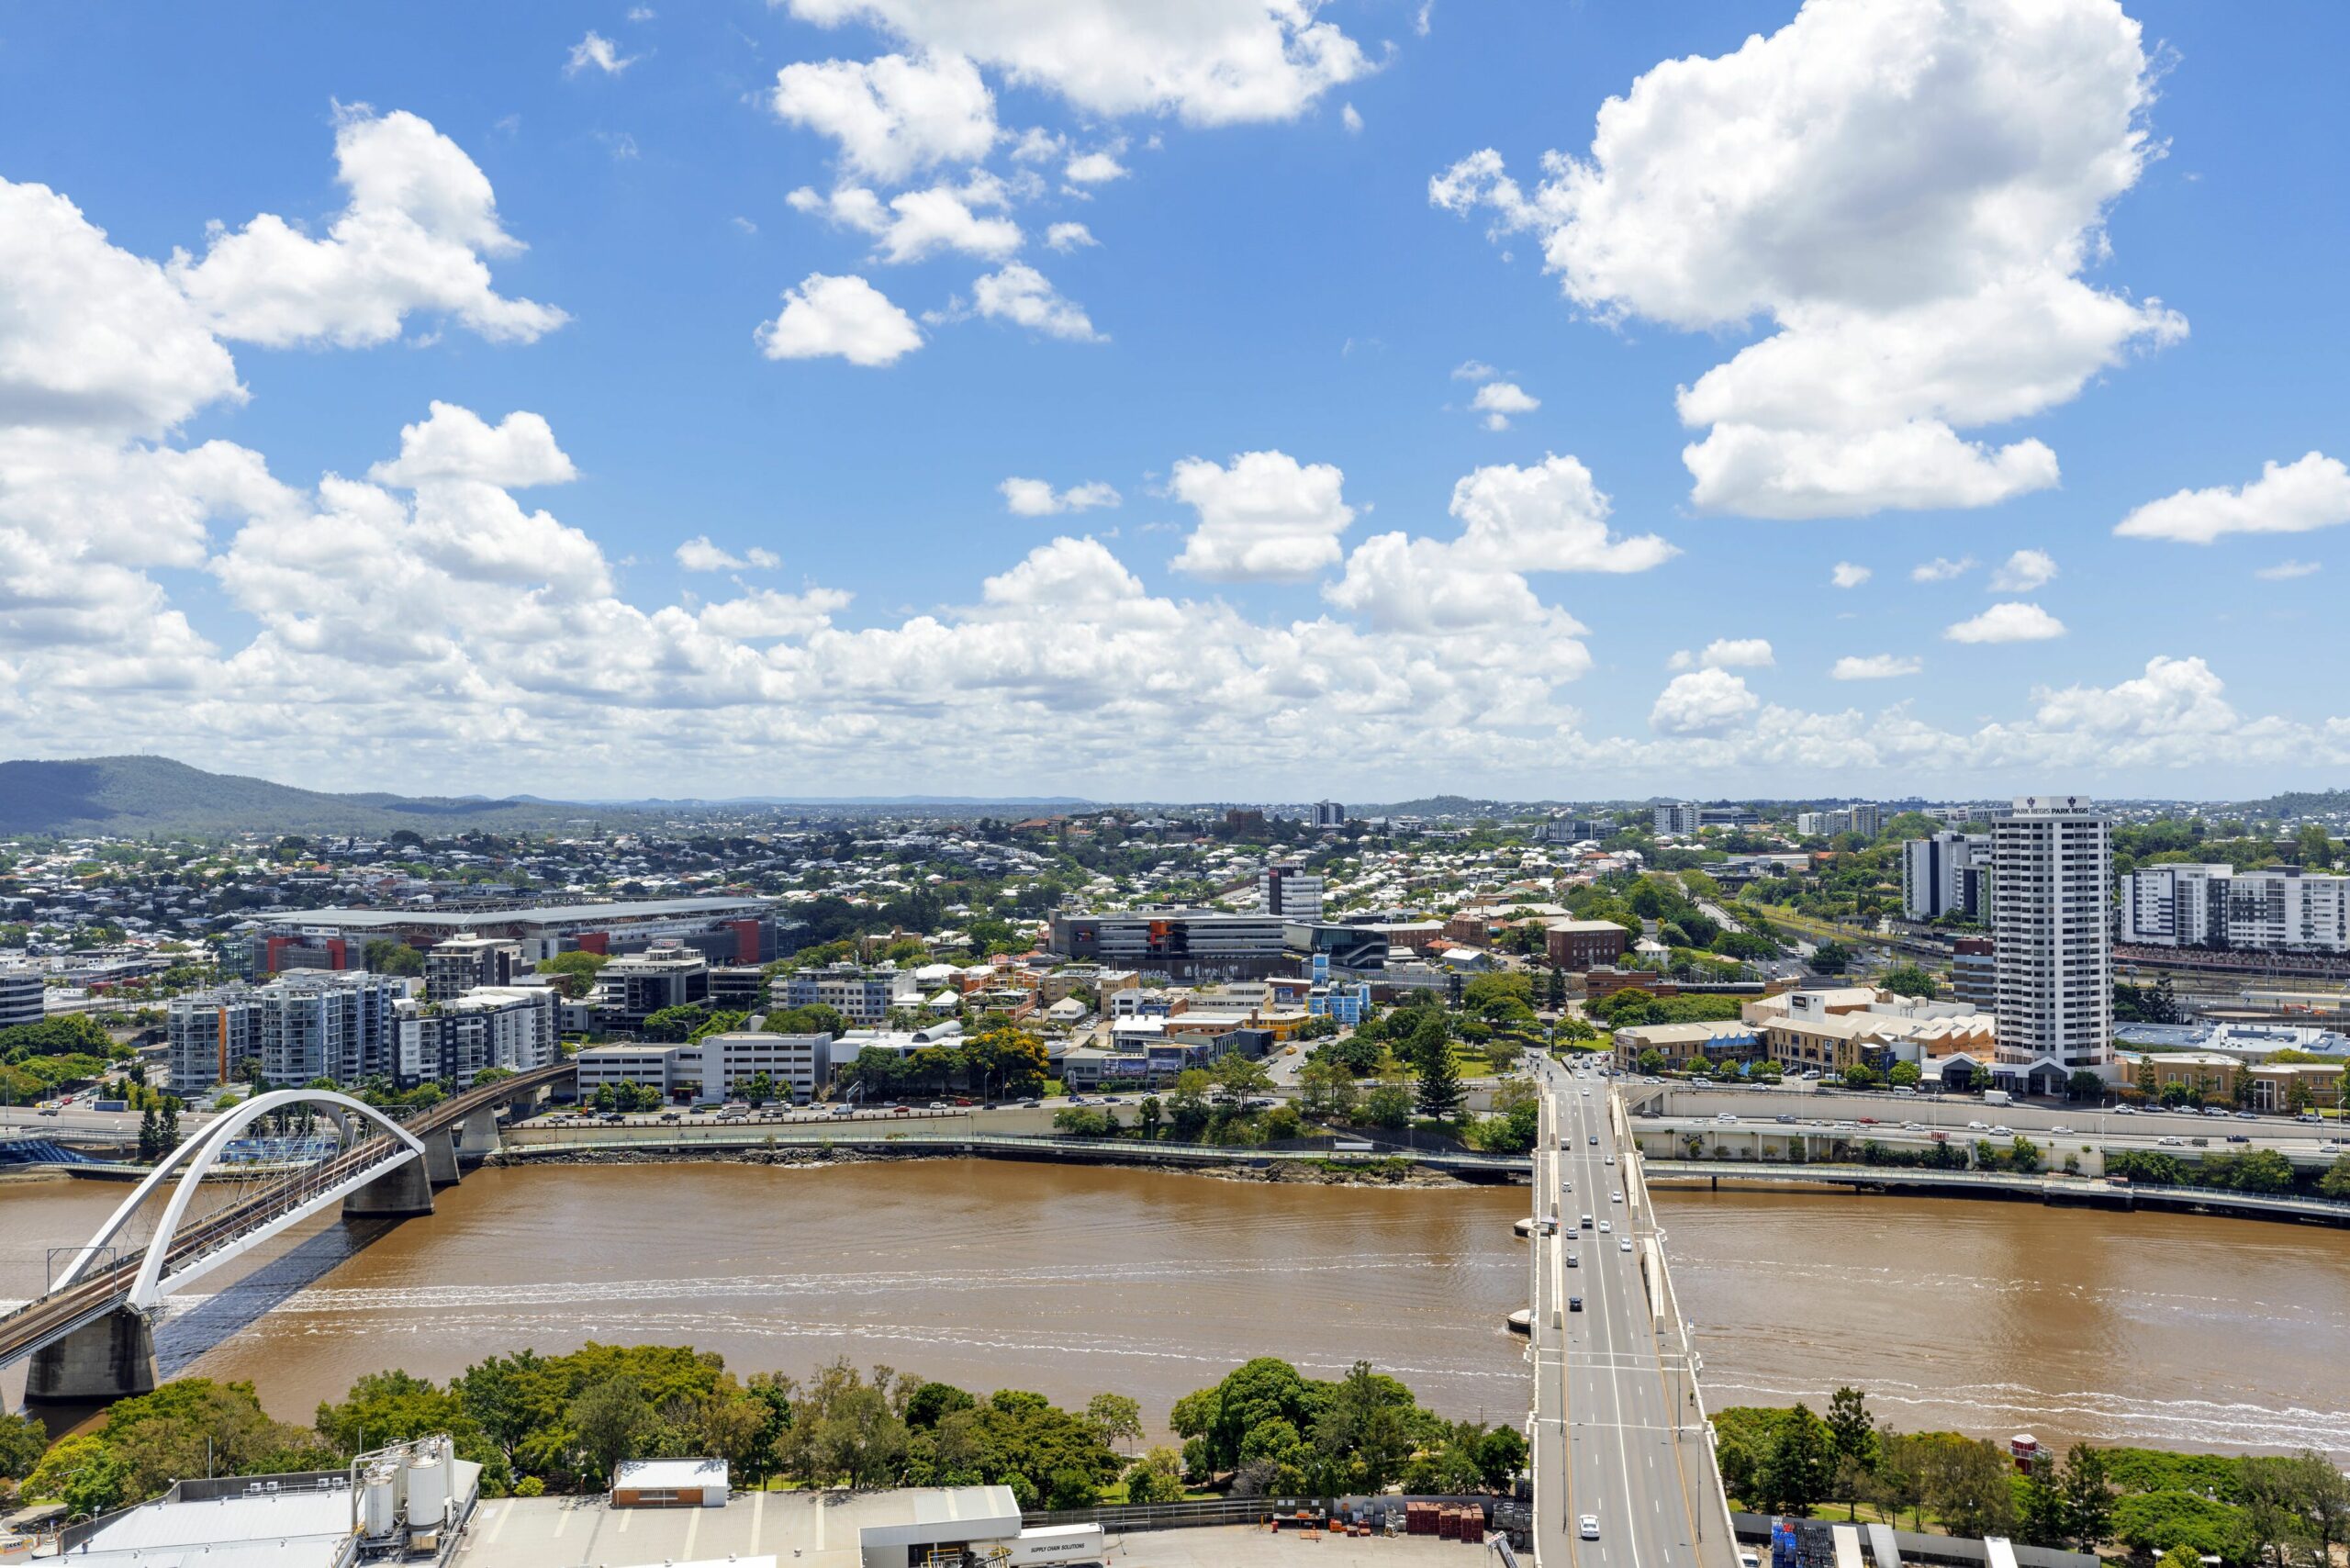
[25,1306,156,1405]
[342,1156,436,1217]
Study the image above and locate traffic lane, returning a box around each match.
[1557,1085,1703,1568]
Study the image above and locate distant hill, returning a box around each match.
[0,757,591,836]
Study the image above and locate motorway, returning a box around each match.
[1527,1055,1732,1568]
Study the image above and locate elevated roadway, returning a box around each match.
[1527,1056,1736,1568]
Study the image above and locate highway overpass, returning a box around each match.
[1526,1058,1737,1568]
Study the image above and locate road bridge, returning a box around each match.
[1525,1059,1737,1568]
[0,1061,573,1403]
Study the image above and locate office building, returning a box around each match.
[598,941,710,1030]
[423,933,523,1002]
[1259,859,1325,923]
[1312,800,1347,827]
[780,963,920,1025]
[1545,918,1630,971]
[1992,796,2114,1090]
[2120,864,2350,954]
[1049,911,1291,979]
[1901,832,1992,921]
[578,1032,834,1103]
[396,987,558,1084]
[0,965,41,1031]
[1655,802,1755,835]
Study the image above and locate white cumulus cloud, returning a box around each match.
[1169,450,1354,582]
[1831,654,1922,680]
[368,402,576,489]
[1651,669,1758,735]
[167,106,568,349]
[789,180,1024,263]
[755,273,923,365]
[778,0,1371,126]
[970,263,1099,341]
[1064,147,1129,185]
[1989,548,2058,591]
[1911,556,1975,583]
[1430,0,2182,519]
[1945,602,2065,644]
[770,52,997,184]
[1830,562,1871,589]
[676,537,783,572]
[1471,380,1539,431]
[1045,221,1097,252]
[1000,476,1121,516]
[2114,452,2350,544]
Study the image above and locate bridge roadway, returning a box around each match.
[0,1062,575,1376]
[1528,1055,1735,1568]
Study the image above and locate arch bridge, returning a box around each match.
[0,1061,572,1402]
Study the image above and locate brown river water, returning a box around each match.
[0,1161,2343,1457]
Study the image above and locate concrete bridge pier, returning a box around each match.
[341,1154,436,1218]
[26,1308,157,1404]
[454,1105,502,1159]
[421,1127,461,1186]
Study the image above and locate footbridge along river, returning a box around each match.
[0,1061,573,1403]
[1525,1056,1739,1568]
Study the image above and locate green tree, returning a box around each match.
[363,938,424,977]
[24,1433,129,1516]
[1811,942,1852,976]
[1086,1394,1143,1454]
[1136,1095,1163,1137]
[1824,1387,1877,1519]
[2061,1443,2116,1548]
[569,1378,650,1486]
[1123,1445,1186,1504]
[1880,964,1938,999]
[2318,1154,2350,1201]
[1361,1084,1413,1130]
[535,949,610,1000]
[739,1072,778,1107]
[2019,1452,2071,1546]
[1415,1040,1462,1121]
[1758,1404,1834,1515]
[0,1411,47,1481]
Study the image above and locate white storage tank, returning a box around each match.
[405,1437,451,1529]
[360,1463,400,1538]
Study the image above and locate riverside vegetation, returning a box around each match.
[1718,1392,2350,1566]
[0,1350,1522,1521]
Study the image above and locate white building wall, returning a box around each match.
[1993,797,2113,1080]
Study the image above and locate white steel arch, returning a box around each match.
[50,1090,429,1312]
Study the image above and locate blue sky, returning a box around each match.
[4,0,2348,802]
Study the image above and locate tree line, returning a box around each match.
[1718,1392,2349,1566]
[2,1350,1520,1521]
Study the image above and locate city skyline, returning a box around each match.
[5,2,2349,800]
